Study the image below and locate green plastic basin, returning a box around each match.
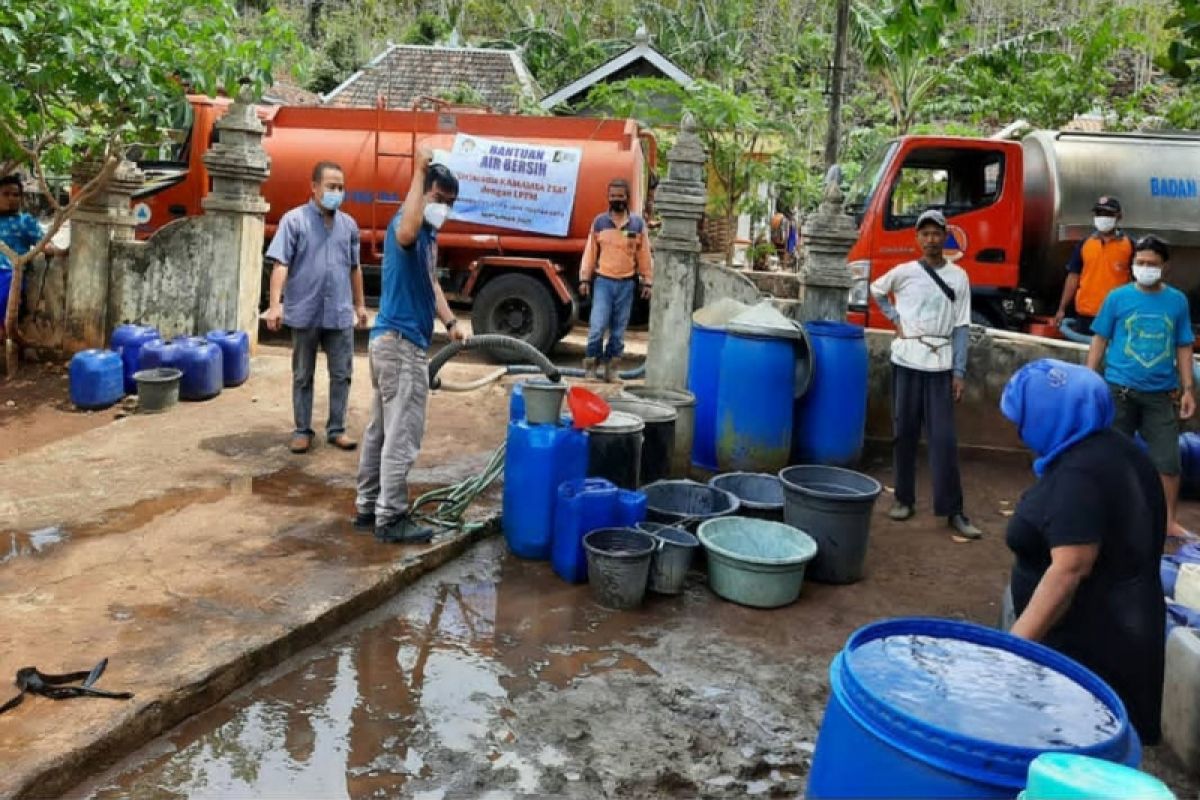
[696,516,818,608]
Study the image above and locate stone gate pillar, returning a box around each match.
[200,84,271,349]
[798,173,856,322]
[63,159,143,351]
[644,114,708,390]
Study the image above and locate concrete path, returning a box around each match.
[0,350,512,799]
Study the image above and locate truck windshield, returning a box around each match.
[128,98,193,167]
[844,141,897,221]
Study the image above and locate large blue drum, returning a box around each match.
[715,330,795,473]
[793,321,869,467]
[807,618,1139,799]
[687,322,725,471]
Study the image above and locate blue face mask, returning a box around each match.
[319,190,344,212]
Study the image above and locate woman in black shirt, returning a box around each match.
[1001,358,1166,744]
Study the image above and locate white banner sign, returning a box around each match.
[440,134,582,237]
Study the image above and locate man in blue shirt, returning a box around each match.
[0,174,64,341]
[1088,235,1196,539]
[264,162,368,454]
[355,148,464,544]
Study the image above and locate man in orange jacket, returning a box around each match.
[1054,195,1134,335]
[578,178,653,382]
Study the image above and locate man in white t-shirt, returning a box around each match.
[870,209,983,541]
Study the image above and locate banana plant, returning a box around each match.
[850,0,961,133]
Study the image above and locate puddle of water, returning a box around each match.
[1,526,68,564]
[2,468,453,566]
[72,540,665,799]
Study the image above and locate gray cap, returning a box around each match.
[916,209,947,230]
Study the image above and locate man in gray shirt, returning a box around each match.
[265,161,368,454]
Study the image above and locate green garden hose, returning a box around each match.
[410,443,506,532]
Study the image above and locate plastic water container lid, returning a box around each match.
[588,410,644,434]
[726,301,804,340]
[609,398,677,423]
[1022,753,1175,800]
[692,297,751,330]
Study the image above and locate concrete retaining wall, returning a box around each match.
[866,327,1197,449]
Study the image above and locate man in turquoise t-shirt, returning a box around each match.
[1088,235,1196,539]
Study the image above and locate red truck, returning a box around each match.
[842,131,1200,331]
[134,95,656,353]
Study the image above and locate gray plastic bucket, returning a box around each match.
[608,398,677,486]
[582,528,655,610]
[697,516,818,608]
[620,386,696,478]
[642,479,740,530]
[709,472,784,520]
[778,464,881,585]
[648,526,698,595]
[522,380,566,425]
[133,367,182,414]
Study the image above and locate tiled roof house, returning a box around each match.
[322,44,539,113]
[263,78,320,106]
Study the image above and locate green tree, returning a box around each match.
[1163,0,1200,80]
[589,77,786,266]
[933,7,1151,130]
[850,0,961,133]
[0,0,294,375]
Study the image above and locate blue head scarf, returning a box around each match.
[1000,359,1114,476]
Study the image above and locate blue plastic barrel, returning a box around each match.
[1181,432,1200,498]
[715,331,795,473]
[552,478,619,583]
[68,349,124,410]
[502,421,588,560]
[138,338,183,372]
[110,324,161,395]
[174,336,224,401]
[793,321,868,467]
[615,489,647,527]
[204,329,250,387]
[688,322,726,471]
[807,618,1140,799]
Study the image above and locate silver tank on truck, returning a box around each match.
[1021,130,1200,316]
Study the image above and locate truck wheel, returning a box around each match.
[556,298,577,341]
[472,273,558,360]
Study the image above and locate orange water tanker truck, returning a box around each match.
[133,95,657,354]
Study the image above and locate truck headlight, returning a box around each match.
[847,259,871,281]
[847,260,871,307]
[849,281,869,307]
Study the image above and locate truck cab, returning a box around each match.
[844,136,1027,329]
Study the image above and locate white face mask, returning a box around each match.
[1093,216,1117,233]
[1133,264,1162,287]
[424,202,450,230]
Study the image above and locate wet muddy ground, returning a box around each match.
[69,450,1200,799]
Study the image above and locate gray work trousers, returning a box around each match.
[291,326,354,439]
[891,364,964,518]
[356,333,429,522]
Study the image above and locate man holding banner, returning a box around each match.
[578,178,654,382]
